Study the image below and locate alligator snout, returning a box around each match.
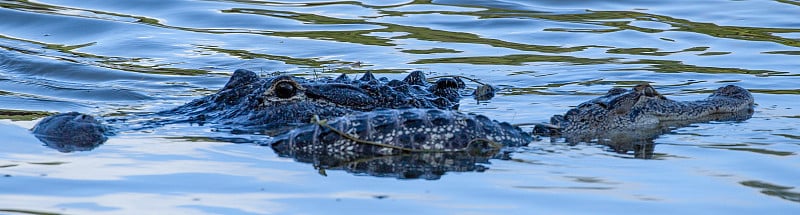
[538,84,755,139]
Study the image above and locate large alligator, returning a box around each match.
[31,69,519,152]
[165,69,467,135]
[534,83,755,158]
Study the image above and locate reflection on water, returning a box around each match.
[277,151,497,180]
[2,0,800,213]
[741,180,800,204]
[560,109,753,159]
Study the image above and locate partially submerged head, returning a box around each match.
[548,84,754,135]
[172,69,466,133]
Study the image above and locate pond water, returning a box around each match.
[2,0,800,214]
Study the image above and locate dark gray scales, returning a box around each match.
[269,108,533,158]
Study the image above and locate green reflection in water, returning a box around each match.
[512,10,800,48]
[0,34,210,76]
[774,133,800,140]
[763,51,800,55]
[696,51,731,56]
[387,24,594,53]
[223,7,594,53]
[0,209,62,215]
[0,109,50,121]
[196,45,406,74]
[606,47,709,56]
[740,180,800,203]
[703,144,795,156]
[198,45,349,67]
[4,0,800,76]
[412,54,617,65]
[512,186,614,190]
[28,161,68,165]
[777,0,800,7]
[619,59,790,75]
[401,48,462,54]
[749,89,800,95]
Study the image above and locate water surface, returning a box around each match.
[1,0,799,214]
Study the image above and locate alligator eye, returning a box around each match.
[274,81,297,99]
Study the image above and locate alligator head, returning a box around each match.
[32,69,473,151]
[536,84,755,142]
[167,69,468,134]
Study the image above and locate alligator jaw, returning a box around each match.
[647,85,754,121]
[550,84,755,137]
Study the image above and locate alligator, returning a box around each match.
[534,83,755,158]
[30,72,758,179]
[31,69,516,152]
[165,69,467,135]
[31,68,754,163]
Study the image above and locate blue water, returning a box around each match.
[2,0,800,214]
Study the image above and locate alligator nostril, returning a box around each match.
[275,82,297,99]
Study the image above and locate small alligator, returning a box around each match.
[534,83,755,158]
